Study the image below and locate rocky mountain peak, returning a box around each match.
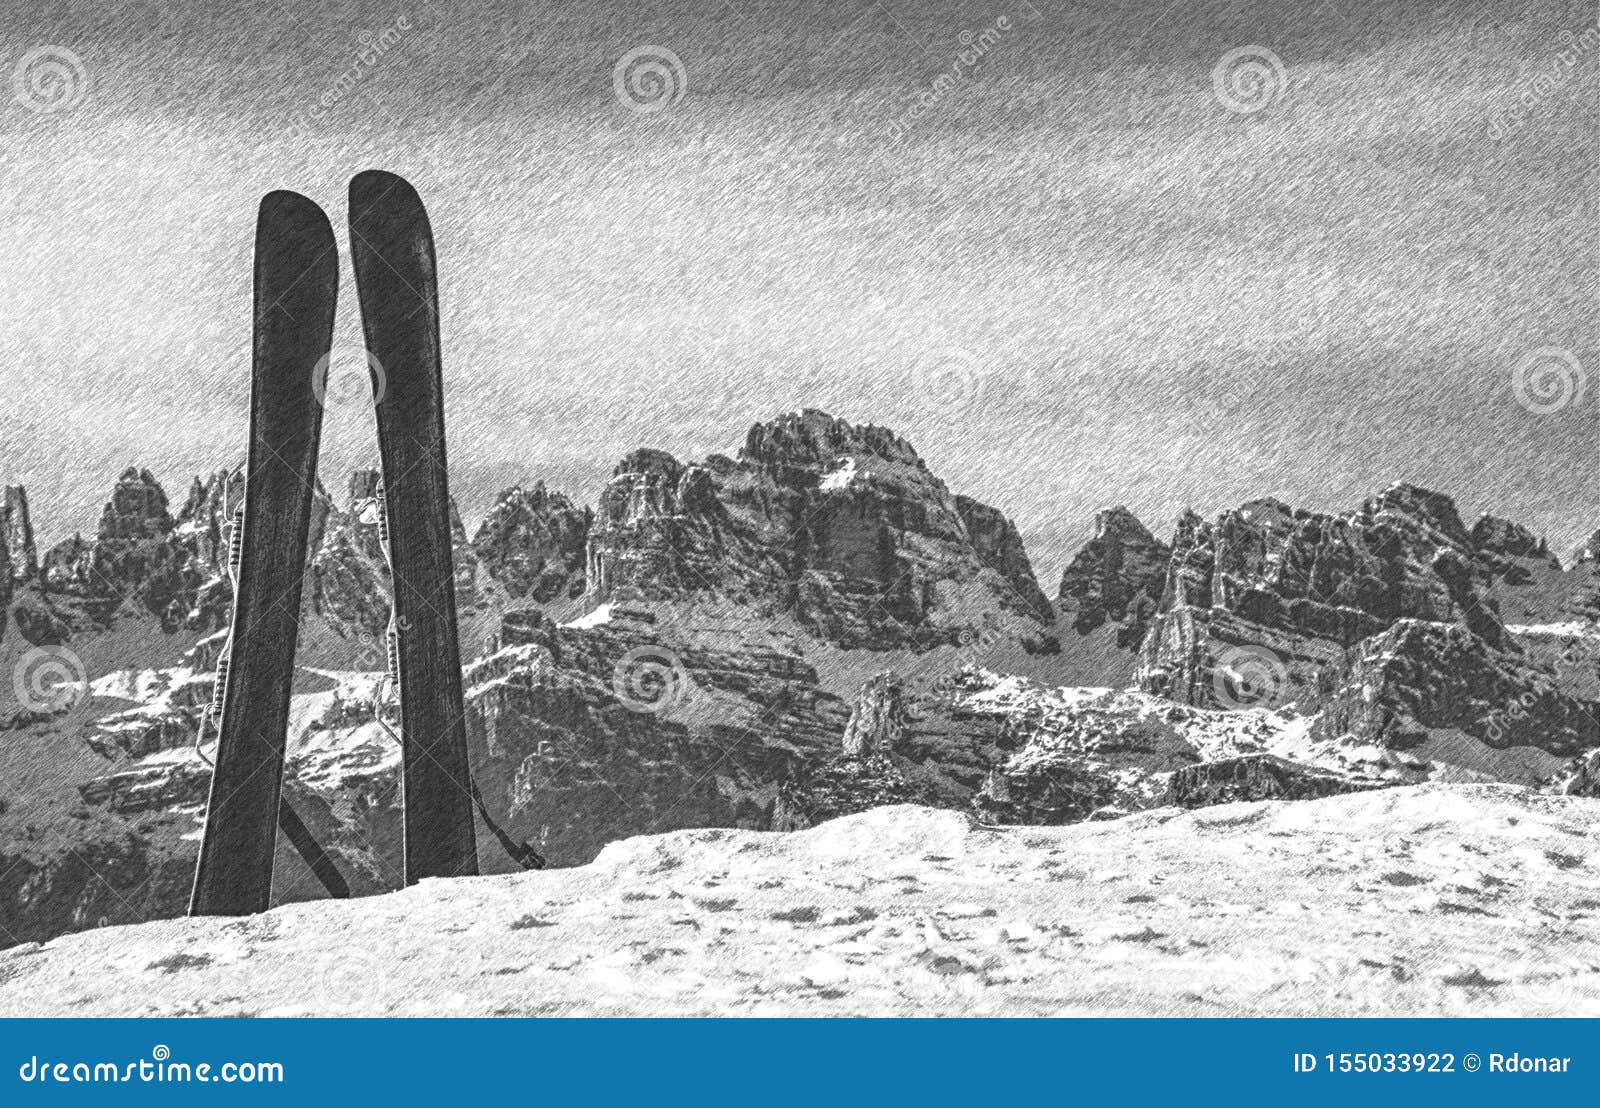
[348,469,381,506]
[582,411,1051,647]
[22,466,232,632]
[613,448,684,483]
[1429,547,1513,650]
[174,467,246,576]
[739,409,922,477]
[1130,478,1600,788]
[98,467,172,542]
[1469,514,1548,561]
[1138,483,1499,709]
[1094,506,1156,544]
[1572,528,1600,567]
[472,482,590,603]
[588,450,729,603]
[1058,506,1170,648]
[3,485,38,583]
[1232,497,1295,527]
[498,481,581,513]
[304,467,491,648]
[1363,482,1470,548]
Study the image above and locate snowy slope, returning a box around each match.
[2,785,1598,1017]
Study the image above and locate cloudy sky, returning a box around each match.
[0,0,1594,582]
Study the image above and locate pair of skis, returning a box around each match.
[190,172,477,916]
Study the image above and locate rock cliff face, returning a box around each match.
[0,486,34,617]
[1549,746,1600,796]
[1,412,1069,948]
[40,469,217,632]
[1139,486,1503,707]
[6,412,1054,688]
[1572,529,1600,567]
[19,468,240,643]
[5,462,507,671]
[466,606,849,866]
[841,673,908,757]
[1164,754,1375,808]
[1135,484,1600,781]
[472,483,590,604]
[1056,507,1170,649]
[773,672,943,828]
[306,472,390,649]
[1310,619,1599,777]
[1471,514,1550,566]
[953,496,1054,621]
[3,486,38,584]
[305,469,498,656]
[0,803,196,947]
[586,411,1053,650]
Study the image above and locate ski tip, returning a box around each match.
[349,169,422,215]
[258,190,334,238]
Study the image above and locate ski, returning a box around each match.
[348,170,479,884]
[190,191,338,916]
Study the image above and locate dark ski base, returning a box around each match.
[349,170,480,884]
[190,192,337,916]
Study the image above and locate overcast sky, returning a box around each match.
[0,0,1594,582]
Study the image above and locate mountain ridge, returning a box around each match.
[2,410,1598,951]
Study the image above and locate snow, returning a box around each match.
[817,456,858,491]
[4,785,1598,1016]
[1507,621,1600,638]
[959,676,1316,765]
[562,603,616,629]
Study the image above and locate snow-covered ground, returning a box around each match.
[3,785,1597,1017]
